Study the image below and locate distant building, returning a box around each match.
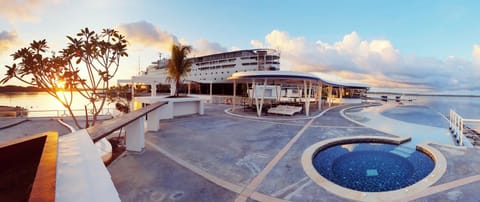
[138,49,279,83]
[131,49,280,95]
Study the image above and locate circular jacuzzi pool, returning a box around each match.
[302,134,446,200]
[312,143,434,192]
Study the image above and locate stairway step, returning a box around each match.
[390,149,411,158]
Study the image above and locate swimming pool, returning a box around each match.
[302,136,446,201]
[312,143,434,192]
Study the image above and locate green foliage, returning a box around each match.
[167,44,192,96]
[106,85,131,113]
[2,28,128,128]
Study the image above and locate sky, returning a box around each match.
[1,0,480,94]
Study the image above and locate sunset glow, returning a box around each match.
[1,1,480,94]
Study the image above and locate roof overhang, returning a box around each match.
[228,71,369,89]
[228,71,318,81]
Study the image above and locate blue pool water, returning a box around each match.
[312,143,434,192]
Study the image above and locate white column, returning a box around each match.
[151,82,157,97]
[303,80,308,116]
[259,78,267,117]
[303,80,312,116]
[339,87,343,99]
[210,81,212,100]
[277,83,282,102]
[307,80,312,116]
[328,85,333,107]
[131,82,135,99]
[170,81,175,96]
[318,82,323,111]
[253,79,260,117]
[126,116,145,152]
[232,80,236,112]
[158,102,174,120]
[147,107,160,131]
[198,100,204,115]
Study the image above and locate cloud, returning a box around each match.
[117,21,229,57]
[0,0,61,22]
[117,21,178,52]
[0,30,18,54]
[250,40,264,48]
[190,39,227,56]
[473,44,480,58]
[253,30,480,91]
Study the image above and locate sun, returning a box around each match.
[55,79,66,90]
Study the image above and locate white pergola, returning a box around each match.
[228,71,368,117]
[126,75,215,98]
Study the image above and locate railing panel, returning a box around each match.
[87,102,167,142]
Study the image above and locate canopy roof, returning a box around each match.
[228,71,369,89]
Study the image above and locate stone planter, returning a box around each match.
[134,96,204,120]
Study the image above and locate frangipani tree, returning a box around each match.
[167,44,192,97]
[2,28,128,128]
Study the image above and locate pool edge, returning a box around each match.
[301,136,446,202]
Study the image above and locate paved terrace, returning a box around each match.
[108,103,480,201]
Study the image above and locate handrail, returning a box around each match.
[0,107,118,118]
[448,109,480,146]
[87,101,167,142]
[449,110,464,146]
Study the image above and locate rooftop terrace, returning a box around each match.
[106,103,480,201]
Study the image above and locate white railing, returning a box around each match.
[449,109,480,146]
[25,107,119,118]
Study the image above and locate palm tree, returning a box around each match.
[167,44,192,97]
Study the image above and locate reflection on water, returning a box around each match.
[381,105,449,128]
[415,96,480,131]
[345,100,457,147]
[365,95,480,131]
[0,92,120,117]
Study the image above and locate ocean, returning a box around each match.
[0,92,120,117]
[367,94,480,131]
[2,92,480,127]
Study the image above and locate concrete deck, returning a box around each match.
[107,103,480,201]
[0,119,70,144]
